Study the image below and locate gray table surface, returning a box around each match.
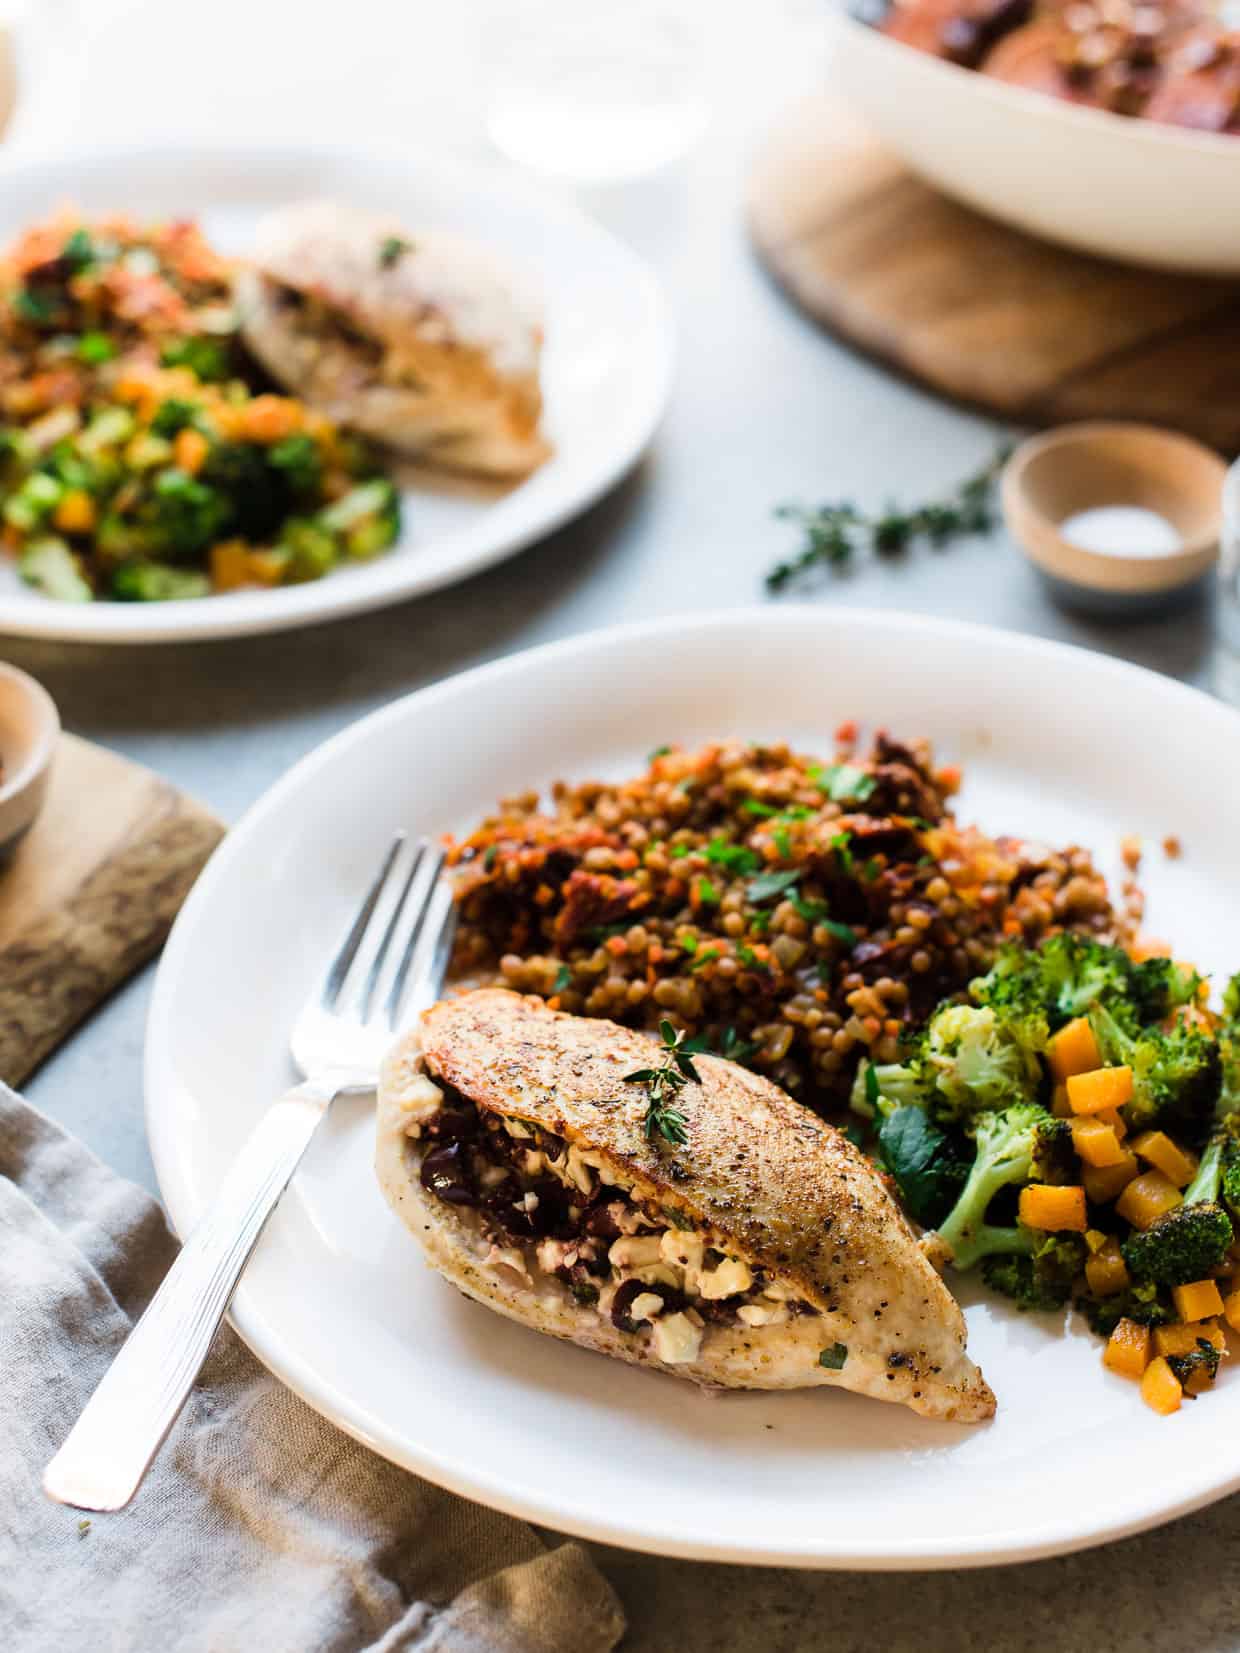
[7,8,1239,1646]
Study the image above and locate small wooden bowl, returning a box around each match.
[0,661,59,858]
[1002,422,1227,615]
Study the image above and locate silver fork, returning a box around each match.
[43,833,457,1514]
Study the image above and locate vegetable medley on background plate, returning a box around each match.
[448,728,1240,1415]
[0,212,399,600]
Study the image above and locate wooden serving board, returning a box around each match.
[749,96,1240,451]
[0,733,224,1087]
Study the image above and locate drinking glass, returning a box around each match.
[481,0,708,183]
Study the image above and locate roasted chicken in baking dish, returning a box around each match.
[376,989,996,1423]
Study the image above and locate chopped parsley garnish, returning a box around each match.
[690,948,720,971]
[62,228,97,272]
[77,1517,92,1538]
[553,963,573,994]
[648,744,672,761]
[704,837,760,875]
[678,934,698,955]
[791,892,828,923]
[772,825,792,860]
[669,842,691,859]
[12,287,56,325]
[378,234,414,269]
[822,918,858,948]
[862,856,882,882]
[718,1025,758,1062]
[742,798,779,818]
[76,331,116,364]
[819,1342,849,1370]
[625,1019,695,1146]
[746,868,800,904]
[830,830,855,875]
[695,876,720,907]
[482,844,499,871]
[811,762,877,804]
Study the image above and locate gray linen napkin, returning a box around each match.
[0,1082,625,1653]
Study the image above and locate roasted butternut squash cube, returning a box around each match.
[1047,1018,1102,1081]
[1140,1356,1182,1415]
[1172,1279,1225,1323]
[1082,1150,1140,1206]
[1018,1183,1087,1232]
[1115,1169,1182,1231]
[1070,1117,1127,1168]
[1067,1066,1134,1115]
[1223,1288,1240,1334]
[1085,1240,1129,1297]
[1103,1317,1150,1380]
[1131,1131,1198,1190]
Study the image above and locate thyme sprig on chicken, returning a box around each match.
[625,1019,699,1146]
[766,448,1009,591]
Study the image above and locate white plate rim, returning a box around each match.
[0,139,674,644]
[144,605,1240,1569]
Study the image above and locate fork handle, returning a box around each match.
[43,1078,337,1513]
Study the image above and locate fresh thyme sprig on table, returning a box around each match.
[625,1019,702,1146]
[766,447,1010,592]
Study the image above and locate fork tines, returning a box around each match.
[322,833,453,1034]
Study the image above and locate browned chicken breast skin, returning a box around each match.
[378,989,996,1424]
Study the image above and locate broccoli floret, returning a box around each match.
[1076,1280,1173,1338]
[918,1003,1044,1123]
[160,336,233,382]
[1224,973,1240,1022]
[268,433,322,499]
[1031,1113,1076,1185]
[981,1234,1086,1311]
[977,934,1134,1029]
[1090,1003,1221,1139]
[109,561,211,602]
[933,1104,1055,1270]
[1129,957,1203,1025]
[201,441,287,539]
[1122,1203,1232,1286]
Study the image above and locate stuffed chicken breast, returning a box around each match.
[377,989,995,1423]
[236,200,550,478]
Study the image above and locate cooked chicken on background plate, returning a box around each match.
[377,989,995,1423]
[237,200,551,479]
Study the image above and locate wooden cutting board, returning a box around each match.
[748,95,1240,451]
[0,733,224,1087]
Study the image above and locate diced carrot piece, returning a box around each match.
[1096,1106,1128,1140]
[1067,1066,1134,1115]
[1082,1150,1140,1206]
[173,426,209,476]
[1070,1116,1127,1168]
[1019,1183,1087,1232]
[209,539,251,592]
[53,487,96,534]
[1115,1169,1183,1230]
[1130,1130,1198,1189]
[1173,1279,1225,1323]
[239,394,301,444]
[1047,1018,1102,1081]
[1085,1239,1129,1297]
[1140,1355,1182,1414]
[1223,1288,1240,1333]
[1103,1317,1150,1380]
[1051,1084,1072,1118]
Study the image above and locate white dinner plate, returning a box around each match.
[146,608,1240,1568]
[831,12,1240,274]
[0,143,672,643]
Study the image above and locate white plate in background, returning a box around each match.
[0,143,673,642]
[832,11,1240,273]
[146,607,1240,1567]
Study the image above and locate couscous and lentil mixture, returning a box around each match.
[447,729,1121,1116]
